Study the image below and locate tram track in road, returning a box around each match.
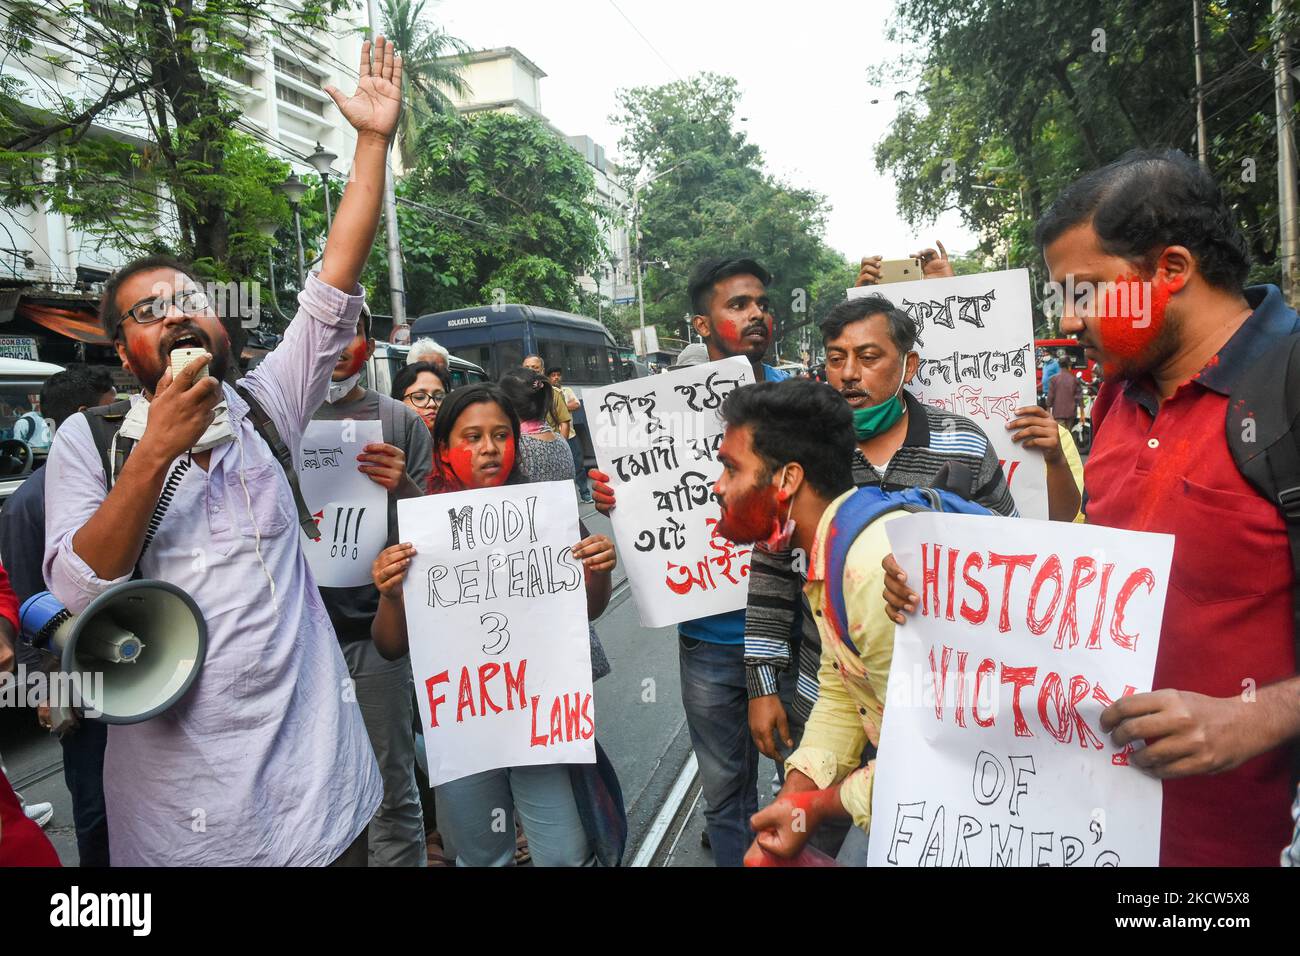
[10,755,63,793]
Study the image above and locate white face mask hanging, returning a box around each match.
[326,373,361,404]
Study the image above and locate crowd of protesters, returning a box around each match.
[0,37,1298,869]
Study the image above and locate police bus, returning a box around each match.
[408,303,643,464]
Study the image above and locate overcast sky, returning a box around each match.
[431,0,980,263]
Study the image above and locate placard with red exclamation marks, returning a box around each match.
[297,418,387,587]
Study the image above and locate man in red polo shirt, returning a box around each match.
[1032,149,1298,865]
[884,149,1300,865]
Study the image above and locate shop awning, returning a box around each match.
[18,303,111,346]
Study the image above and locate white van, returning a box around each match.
[0,357,65,504]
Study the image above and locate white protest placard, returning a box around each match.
[584,356,756,628]
[870,513,1173,867]
[848,270,1048,519]
[297,419,388,587]
[397,481,594,786]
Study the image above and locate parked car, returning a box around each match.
[0,357,65,507]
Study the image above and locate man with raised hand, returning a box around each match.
[43,37,405,866]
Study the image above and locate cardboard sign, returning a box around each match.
[583,356,756,628]
[397,481,594,786]
[297,419,388,587]
[848,270,1048,519]
[870,513,1173,867]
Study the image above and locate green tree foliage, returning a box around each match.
[613,72,848,355]
[0,0,362,288]
[363,110,607,318]
[875,0,1292,292]
[378,0,468,170]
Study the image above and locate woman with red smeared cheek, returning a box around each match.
[425,385,522,494]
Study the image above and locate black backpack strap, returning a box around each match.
[233,383,320,540]
[1227,332,1300,784]
[80,399,135,491]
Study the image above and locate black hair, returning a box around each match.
[429,383,522,492]
[498,366,551,423]
[358,302,372,339]
[545,366,562,377]
[687,256,772,316]
[391,361,450,402]
[98,253,199,340]
[820,294,918,355]
[41,364,116,427]
[720,379,855,500]
[1033,148,1250,291]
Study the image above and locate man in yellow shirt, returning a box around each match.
[712,377,903,863]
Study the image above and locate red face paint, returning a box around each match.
[334,336,369,379]
[1093,273,1179,378]
[442,434,516,490]
[480,435,515,488]
[716,480,781,545]
[713,314,774,358]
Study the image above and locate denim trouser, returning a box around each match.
[62,718,110,867]
[340,639,427,867]
[678,634,758,867]
[435,764,595,866]
[568,437,590,497]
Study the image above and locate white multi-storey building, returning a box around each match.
[434,47,636,307]
[0,2,363,297]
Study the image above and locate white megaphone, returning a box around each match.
[20,581,207,724]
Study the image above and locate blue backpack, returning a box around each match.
[825,482,993,655]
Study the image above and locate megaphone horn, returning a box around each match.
[19,581,208,725]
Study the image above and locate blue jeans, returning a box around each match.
[678,634,758,867]
[435,764,595,867]
[568,437,590,498]
[62,718,109,867]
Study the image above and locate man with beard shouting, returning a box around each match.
[42,37,404,866]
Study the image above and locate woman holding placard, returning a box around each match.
[371,384,622,866]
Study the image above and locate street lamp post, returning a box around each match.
[277,172,309,286]
[257,219,291,324]
[628,160,687,357]
[305,142,338,230]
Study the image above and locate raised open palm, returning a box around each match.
[325,35,404,141]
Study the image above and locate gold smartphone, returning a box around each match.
[877,257,923,284]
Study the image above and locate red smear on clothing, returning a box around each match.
[716,482,780,544]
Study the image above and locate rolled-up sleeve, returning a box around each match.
[240,272,366,442]
[43,414,132,614]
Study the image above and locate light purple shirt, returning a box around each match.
[43,273,382,866]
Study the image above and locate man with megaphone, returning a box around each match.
[40,38,405,867]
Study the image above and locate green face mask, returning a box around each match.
[851,364,908,440]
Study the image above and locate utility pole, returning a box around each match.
[366,0,407,328]
[1193,0,1210,167]
[1275,0,1300,306]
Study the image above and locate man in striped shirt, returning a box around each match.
[744,295,1017,855]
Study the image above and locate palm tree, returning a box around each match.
[380,0,471,168]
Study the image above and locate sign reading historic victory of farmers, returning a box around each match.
[870,513,1173,867]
